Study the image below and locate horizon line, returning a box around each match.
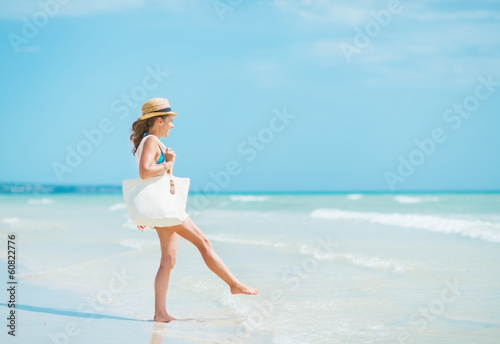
[0,181,499,195]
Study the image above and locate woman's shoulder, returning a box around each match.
[135,135,156,157]
[141,133,159,144]
[144,134,166,149]
[142,135,158,149]
[142,135,166,156]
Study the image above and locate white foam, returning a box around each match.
[310,208,500,243]
[299,244,409,273]
[230,195,268,202]
[221,290,265,331]
[347,194,363,200]
[394,196,439,204]
[109,203,127,211]
[119,239,156,250]
[27,198,53,205]
[1,217,20,225]
[207,234,288,248]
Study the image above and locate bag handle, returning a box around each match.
[158,144,176,194]
[158,144,173,175]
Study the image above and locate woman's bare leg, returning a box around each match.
[153,227,179,322]
[164,216,258,295]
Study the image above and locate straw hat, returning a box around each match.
[139,98,178,120]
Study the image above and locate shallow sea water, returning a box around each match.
[0,192,499,343]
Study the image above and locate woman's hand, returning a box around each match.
[137,225,146,231]
[165,148,176,164]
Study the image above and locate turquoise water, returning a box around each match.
[1,193,499,343]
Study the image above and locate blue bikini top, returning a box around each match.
[143,132,165,164]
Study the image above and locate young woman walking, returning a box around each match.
[129,98,259,323]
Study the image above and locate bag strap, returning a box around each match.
[157,143,173,175]
[151,138,175,193]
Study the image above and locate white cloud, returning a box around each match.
[17,45,41,53]
[290,18,500,86]
[154,0,200,12]
[0,0,143,18]
[309,39,344,58]
[273,0,500,28]
[273,0,372,25]
[247,61,282,88]
[0,0,200,19]
[286,40,341,68]
[412,10,500,21]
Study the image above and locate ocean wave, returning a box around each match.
[230,195,268,202]
[299,244,409,273]
[119,239,156,250]
[1,217,20,225]
[207,234,289,248]
[310,208,500,243]
[27,198,53,205]
[347,194,363,200]
[109,203,127,211]
[121,216,141,230]
[394,196,439,204]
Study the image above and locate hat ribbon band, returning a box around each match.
[144,107,172,115]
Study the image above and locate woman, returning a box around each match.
[129,98,259,323]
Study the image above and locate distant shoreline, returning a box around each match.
[0,182,498,195]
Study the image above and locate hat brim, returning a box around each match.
[138,111,178,120]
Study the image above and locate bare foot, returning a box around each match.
[153,313,177,322]
[230,282,259,295]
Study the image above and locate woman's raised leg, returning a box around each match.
[153,227,179,322]
[167,216,258,295]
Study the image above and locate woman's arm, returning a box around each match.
[138,137,175,179]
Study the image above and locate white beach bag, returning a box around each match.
[122,167,190,227]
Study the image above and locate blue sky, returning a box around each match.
[1,0,499,192]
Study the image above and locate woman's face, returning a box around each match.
[158,115,174,137]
